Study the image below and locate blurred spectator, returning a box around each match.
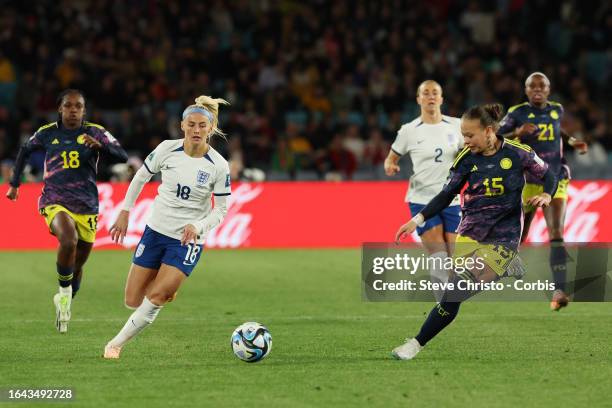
[325,133,357,180]
[363,128,390,168]
[343,124,365,166]
[0,0,609,181]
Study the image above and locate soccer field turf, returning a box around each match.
[1,249,611,407]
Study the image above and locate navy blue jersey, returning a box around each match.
[441,138,550,249]
[10,121,128,214]
[498,101,568,183]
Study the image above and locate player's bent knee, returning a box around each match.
[58,233,78,250]
[147,291,171,306]
[124,301,138,310]
[124,295,143,309]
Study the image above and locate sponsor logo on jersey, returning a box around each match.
[147,152,155,161]
[197,170,210,186]
[135,243,145,258]
[550,110,559,119]
[500,158,512,169]
[225,174,231,188]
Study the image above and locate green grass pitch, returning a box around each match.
[1,249,611,407]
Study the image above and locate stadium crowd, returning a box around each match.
[0,0,610,181]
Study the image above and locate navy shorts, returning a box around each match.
[408,203,461,236]
[132,226,203,276]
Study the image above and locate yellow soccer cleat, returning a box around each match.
[53,293,71,333]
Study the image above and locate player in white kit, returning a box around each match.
[103,95,231,359]
[384,80,463,285]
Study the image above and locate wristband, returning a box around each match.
[411,213,425,227]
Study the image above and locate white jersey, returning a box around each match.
[391,115,463,205]
[142,139,231,243]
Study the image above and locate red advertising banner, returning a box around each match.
[1,181,610,249]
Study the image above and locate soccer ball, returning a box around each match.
[230,322,272,363]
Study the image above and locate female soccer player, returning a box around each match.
[384,80,463,288]
[104,95,231,359]
[498,72,588,310]
[5,89,127,333]
[392,104,557,360]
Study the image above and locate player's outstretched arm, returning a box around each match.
[181,224,198,246]
[192,195,229,237]
[110,210,129,244]
[85,128,129,163]
[110,164,155,244]
[561,129,588,154]
[522,150,558,205]
[394,160,468,242]
[395,215,421,243]
[526,192,552,208]
[384,150,401,176]
[7,133,42,196]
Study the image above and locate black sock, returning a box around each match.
[550,239,567,292]
[414,273,482,346]
[71,268,83,298]
[57,263,74,288]
[71,276,81,298]
[415,301,461,346]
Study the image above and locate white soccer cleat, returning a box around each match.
[103,344,122,359]
[53,293,71,333]
[391,338,423,360]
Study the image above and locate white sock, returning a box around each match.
[59,286,72,297]
[428,251,449,302]
[108,297,162,347]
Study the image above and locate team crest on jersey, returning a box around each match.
[196,170,210,186]
[135,244,145,258]
[77,134,87,144]
[550,110,559,119]
[528,113,535,119]
[500,158,512,170]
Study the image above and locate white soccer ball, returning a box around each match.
[230,322,272,363]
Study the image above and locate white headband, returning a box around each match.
[525,72,550,87]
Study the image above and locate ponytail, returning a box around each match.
[183,95,230,139]
[462,103,504,130]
